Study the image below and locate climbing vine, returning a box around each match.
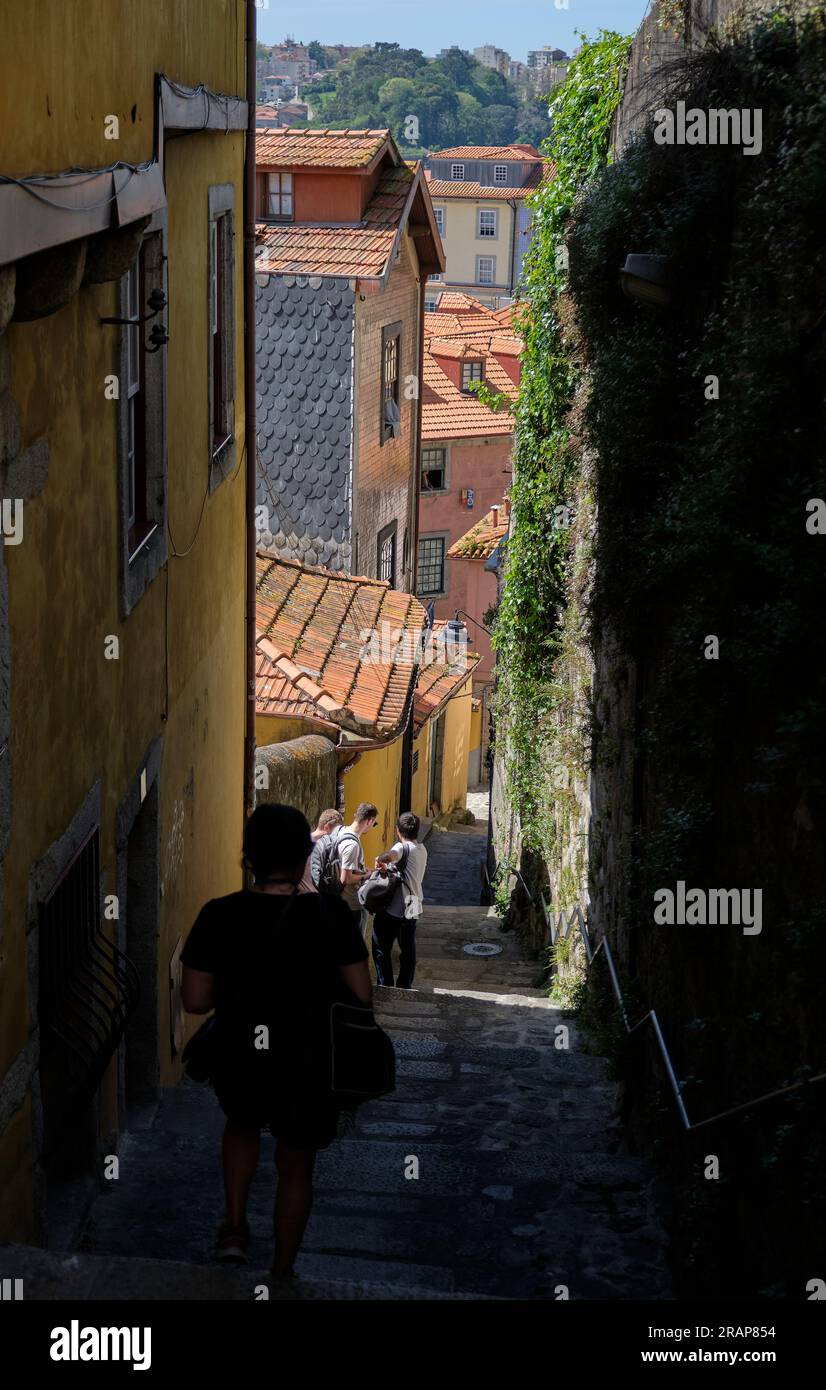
[492,31,631,856]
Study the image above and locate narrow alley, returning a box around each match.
[12,805,670,1301]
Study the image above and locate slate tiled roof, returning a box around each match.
[413,624,481,734]
[255,162,416,278]
[430,145,542,160]
[256,275,355,571]
[422,322,521,441]
[256,128,390,169]
[256,554,427,741]
[425,162,553,200]
[447,505,510,560]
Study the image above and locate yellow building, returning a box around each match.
[255,556,477,872]
[424,146,552,308]
[0,1,252,1243]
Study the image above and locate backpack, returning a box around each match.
[357,846,410,914]
[312,827,360,896]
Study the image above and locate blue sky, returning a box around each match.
[257,1,652,61]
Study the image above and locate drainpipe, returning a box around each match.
[243,0,258,824]
[508,199,518,297]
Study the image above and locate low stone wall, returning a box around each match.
[255,734,337,826]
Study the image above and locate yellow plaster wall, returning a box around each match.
[411,722,432,821]
[430,198,515,298]
[469,700,482,754]
[0,2,247,1240]
[342,740,403,867]
[439,679,474,811]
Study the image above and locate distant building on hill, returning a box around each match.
[473,45,511,77]
[424,145,553,306]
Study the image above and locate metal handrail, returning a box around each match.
[491,865,826,1132]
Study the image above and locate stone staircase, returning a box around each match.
[0,825,671,1300]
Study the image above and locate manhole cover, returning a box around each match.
[463,942,503,957]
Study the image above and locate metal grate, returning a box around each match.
[38,828,139,1153]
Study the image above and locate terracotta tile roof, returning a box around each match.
[430,145,542,160]
[426,161,554,200]
[256,554,427,741]
[255,162,416,277]
[413,623,481,734]
[256,127,391,169]
[422,322,521,441]
[447,504,510,560]
[431,291,489,313]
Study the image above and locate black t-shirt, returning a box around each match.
[181,889,368,1091]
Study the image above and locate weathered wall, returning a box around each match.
[438,677,474,812]
[255,735,338,827]
[353,233,421,591]
[411,720,432,820]
[0,0,247,1241]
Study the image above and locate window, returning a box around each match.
[124,255,148,557]
[424,298,438,312]
[118,217,168,617]
[433,206,445,235]
[380,321,402,444]
[418,536,446,595]
[377,522,397,587]
[208,185,237,489]
[493,164,509,184]
[429,273,444,283]
[451,163,465,180]
[421,447,447,491]
[476,255,496,286]
[478,209,497,239]
[265,171,293,219]
[461,360,485,393]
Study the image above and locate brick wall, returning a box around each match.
[353,232,421,592]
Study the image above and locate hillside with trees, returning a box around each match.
[302,44,551,151]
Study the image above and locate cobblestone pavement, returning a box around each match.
[69,826,670,1300]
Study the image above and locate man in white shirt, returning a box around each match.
[372,812,428,988]
[298,808,343,893]
[337,802,379,934]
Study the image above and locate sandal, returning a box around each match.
[216,1220,250,1264]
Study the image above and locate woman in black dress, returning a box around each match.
[181,803,370,1277]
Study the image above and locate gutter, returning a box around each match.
[243,0,258,824]
[508,198,518,295]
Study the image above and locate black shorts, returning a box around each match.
[212,1074,340,1150]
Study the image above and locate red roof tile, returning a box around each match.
[255,161,416,278]
[426,162,554,200]
[430,145,542,160]
[422,321,522,441]
[256,554,427,741]
[256,127,391,169]
[447,504,510,560]
[413,623,481,733]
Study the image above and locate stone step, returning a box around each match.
[0,1244,487,1301]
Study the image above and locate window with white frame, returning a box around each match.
[424,298,438,311]
[476,255,495,285]
[429,273,444,283]
[451,163,465,180]
[461,360,485,393]
[421,447,447,491]
[477,209,497,239]
[433,206,445,235]
[493,164,509,184]
[266,171,293,219]
[417,536,446,595]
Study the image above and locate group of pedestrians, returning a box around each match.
[179,797,429,1279]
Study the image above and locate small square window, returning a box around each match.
[421,447,447,491]
[493,165,508,184]
[478,209,497,238]
[451,163,465,180]
[461,361,484,393]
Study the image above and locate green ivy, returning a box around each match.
[492,31,631,853]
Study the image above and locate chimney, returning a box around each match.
[491,505,500,528]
